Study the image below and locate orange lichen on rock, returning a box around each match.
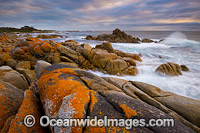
[38,68,92,132]
[85,126,106,133]
[120,104,137,118]
[33,45,44,55]
[0,81,23,130]
[0,83,5,90]
[0,115,15,132]
[26,38,43,52]
[26,37,42,43]
[2,47,12,52]
[13,47,25,55]
[40,42,52,52]
[8,90,47,133]
[23,46,29,52]
[38,68,86,116]
[0,52,12,61]
[89,91,98,112]
[0,35,8,43]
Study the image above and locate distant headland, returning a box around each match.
[0,26,55,33]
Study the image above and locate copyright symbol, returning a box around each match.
[24,115,35,127]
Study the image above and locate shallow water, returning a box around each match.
[27,31,200,100]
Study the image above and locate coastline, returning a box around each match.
[0,30,200,132]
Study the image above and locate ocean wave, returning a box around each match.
[163,32,200,46]
[112,42,171,49]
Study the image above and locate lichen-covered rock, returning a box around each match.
[2,34,141,76]
[38,65,90,132]
[155,62,183,76]
[0,52,12,66]
[0,80,24,130]
[40,42,53,52]
[8,90,48,133]
[0,68,29,90]
[0,115,15,132]
[36,64,195,132]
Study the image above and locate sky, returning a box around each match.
[0,0,200,31]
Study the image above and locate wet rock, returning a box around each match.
[181,65,189,71]
[141,38,154,43]
[0,80,24,130]
[123,57,137,66]
[8,90,48,132]
[155,62,183,76]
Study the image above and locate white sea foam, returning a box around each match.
[163,32,200,46]
[87,32,200,100]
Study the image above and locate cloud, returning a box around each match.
[0,0,199,30]
[77,0,140,12]
[152,18,200,24]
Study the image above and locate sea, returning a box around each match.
[28,31,200,100]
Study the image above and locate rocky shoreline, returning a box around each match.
[0,32,199,132]
[85,28,161,43]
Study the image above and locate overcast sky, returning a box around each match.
[0,0,200,31]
